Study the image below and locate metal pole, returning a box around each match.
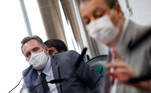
[60,0,100,57]
[19,0,32,36]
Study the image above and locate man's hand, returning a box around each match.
[106,59,151,91]
[106,59,137,83]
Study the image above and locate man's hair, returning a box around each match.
[44,39,68,52]
[80,0,118,8]
[21,35,44,53]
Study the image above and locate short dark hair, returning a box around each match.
[80,0,118,8]
[44,39,68,52]
[21,35,44,53]
[106,0,118,8]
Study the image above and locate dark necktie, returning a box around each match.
[40,73,50,93]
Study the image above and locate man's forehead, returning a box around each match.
[23,40,41,52]
[80,0,107,16]
[24,39,39,46]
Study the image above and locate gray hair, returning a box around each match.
[21,35,44,54]
[79,0,118,8]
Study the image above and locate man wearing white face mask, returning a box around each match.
[28,50,49,70]
[20,35,102,93]
[86,14,120,44]
[80,0,151,93]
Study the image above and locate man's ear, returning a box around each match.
[44,45,49,55]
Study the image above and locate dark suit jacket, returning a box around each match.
[20,50,102,93]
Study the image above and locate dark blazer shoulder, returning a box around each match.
[57,50,80,56]
[23,65,33,77]
[53,50,80,62]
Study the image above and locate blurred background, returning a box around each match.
[0,0,151,92]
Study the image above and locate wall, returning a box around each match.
[119,0,151,26]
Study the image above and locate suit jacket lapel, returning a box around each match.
[24,68,42,92]
[51,56,61,93]
[31,70,41,88]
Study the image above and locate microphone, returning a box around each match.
[75,48,87,69]
[8,78,23,93]
[127,74,151,84]
[8,66,33,93]
[48,78,67,84]
[30,78,67,92]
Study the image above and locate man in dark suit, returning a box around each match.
[20,35,102,93]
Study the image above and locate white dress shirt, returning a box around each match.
[38,57,58,93]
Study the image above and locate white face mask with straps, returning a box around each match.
[28,50,49,70]
[86,15,119,44]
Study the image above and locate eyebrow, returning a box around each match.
[93,7,104,13]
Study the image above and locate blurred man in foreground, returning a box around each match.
[80,0,151,92]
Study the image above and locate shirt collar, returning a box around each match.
[116,19,129,47]
[38,56,52,76]
[122,18,129,35]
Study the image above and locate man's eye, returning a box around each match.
[33,47,39,52]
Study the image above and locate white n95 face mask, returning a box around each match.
[86,15,119,44]
[28,50,49,70]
